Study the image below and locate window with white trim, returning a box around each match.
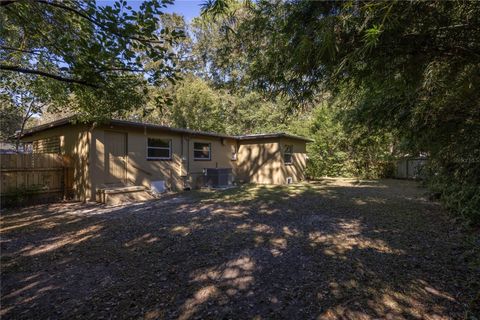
[147,138,171,159]
[284,145,293,164]
[193,142,211,160]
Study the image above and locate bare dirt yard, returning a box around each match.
[1,178,478,319]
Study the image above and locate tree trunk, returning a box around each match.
[15,103,34,153]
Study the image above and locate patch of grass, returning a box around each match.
[188,183,320,205]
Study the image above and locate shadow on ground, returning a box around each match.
[1,178,478,319]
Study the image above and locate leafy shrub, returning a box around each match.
[426,159,480,226]
[1,185,44,207]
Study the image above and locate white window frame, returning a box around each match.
[146,138,172,160]
[284,144,293,164]
[193,142,211,161]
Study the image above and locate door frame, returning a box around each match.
[104,130,128,185]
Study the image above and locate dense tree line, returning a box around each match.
[122,7,397,180]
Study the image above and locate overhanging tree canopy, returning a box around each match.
[0,0,184,118]
[203,0,480,222]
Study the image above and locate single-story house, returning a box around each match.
[21,117,312,201]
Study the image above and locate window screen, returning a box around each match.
[147,138,171,159]
[193,142,211,160]
[284,145,293,164]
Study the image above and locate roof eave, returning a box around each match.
[108,119,232,139]
[20,116,77,139]
[20,118,313,142]
[235,133,313,142]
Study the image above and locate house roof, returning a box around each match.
[235,133,313,142]
[21,117,313,142]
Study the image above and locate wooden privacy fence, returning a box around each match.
[0,154,73,206]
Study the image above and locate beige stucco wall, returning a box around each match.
[236,139,283,184]
[89,125,238,196]
[279,137,307,183]
[127,129,183,191]
[236,138,307,184]
[22,125,91,201]
[24,123,309,201]
[186,136,237,188]
[89,125,183,198]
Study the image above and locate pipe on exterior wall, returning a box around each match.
[181,133,186,176]
[186,135,190,174]
[86,123,96,201]
[181,133,184,161]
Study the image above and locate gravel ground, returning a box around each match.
[1,178,478,319]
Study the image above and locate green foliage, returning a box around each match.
[172,76,227,132]
[301,104,351,178]
[228,92,290,134]
[126,76,291,135]
[0,73,49,147]
[0,100,22,142]
[190,4,251,92]
[1,184,44,207]
[426,159,480,225]
[204,0,480,224]
[126,6,397,181]
[0,0,183,119]
[5,0,476,226]
[288,102,395,179]
[0,102,23,142]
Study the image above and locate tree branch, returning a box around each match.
[33,0,164,45]
[3,0,162,45]
[0,1,16,6]
[100,67,146,73]
[0,45,43,55]
[0,65,99,88]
